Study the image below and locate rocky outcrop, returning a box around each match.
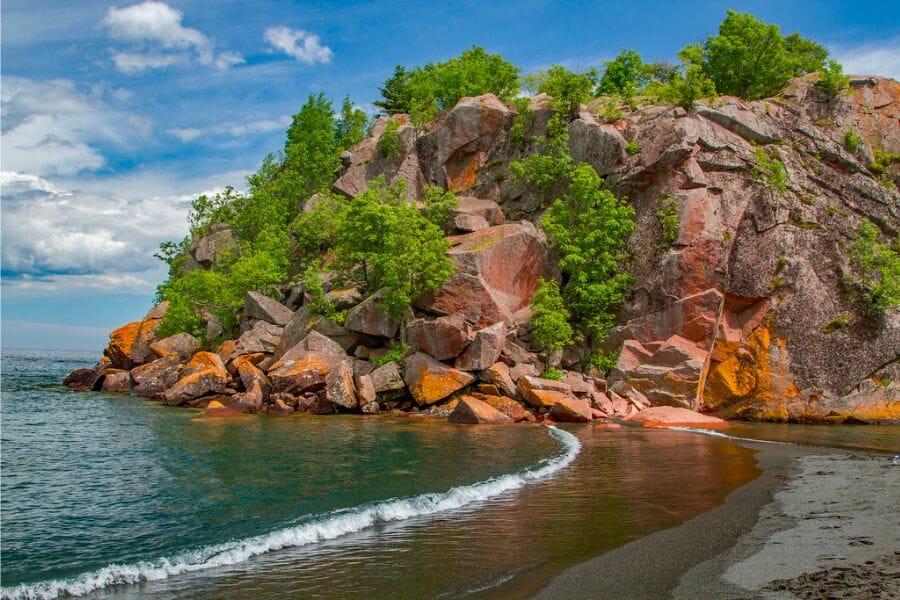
[448,395,514,424]
[161,352,229,406]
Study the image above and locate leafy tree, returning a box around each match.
[657,195,680,247]
[377,119,403,158]
[420,185,459,226]
[815,59,850,101]
[541,165,635,340]
[284,92,341,198]
[374,65,412,114]
[290,192,349,261]
[525,65,598,122]
[684,10,828,100]
[332,178,455,321]
[335,97,369,150]
[530,278,574,353]
[598,49,648,101]
[848,220,900,315]
[645,52,717,109]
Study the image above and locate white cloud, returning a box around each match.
[166,115,291,143]
[831,39,900,80]
[264,25,333,65]
[102,1,244,73]
[1,77,149,176]
[169,127,203,142]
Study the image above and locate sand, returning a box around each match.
[535,437,900,600]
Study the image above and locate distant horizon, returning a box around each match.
[3,0,899,349]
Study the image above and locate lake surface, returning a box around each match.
[2,348,895,599]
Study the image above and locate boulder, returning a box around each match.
[105,318,160,369]
[451,213,490,232]
[235,321,284,355]
[360,400,380,414]
[236,359,271,393]
[268,352,334,395]
[268,396,295,416]
[480,394,526,422]
[564,371,595,395]
[325,360,358,409]
[100,369,130,393]
[403,352,475,405]
[549,397,593,423]
[452,196,505,226]
[63,368,99,391]
[355,374,377,404]
[448,396,514,424]
[144,301,170,320]
[233,379,266,412]
[517,376,574,409]
[191,223,235,267]
[203,400,245,418]
[325,287,363,310]
[161,352,229,406]
[344,290,399,338]
[217,340,238,363]
[150,332,200,361]
[419,222,551,328]
[131,355,182,397]
[455,322,505,371]
[244,291,294,326]
[407,314,471,360]
[370,362,406,393]
[479,362,517,398]
[274,330,347,368]
[626,406,728,428]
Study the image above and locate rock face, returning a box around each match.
[407,314,471,360]
[403,352,474,405]
[105,317,160,369]
[161,352,229,406]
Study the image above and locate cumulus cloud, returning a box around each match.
[102,1,244,73]
[1,76,149,176]
[831,39,900,80]
[167,115,291,143]
[264,25,333,65]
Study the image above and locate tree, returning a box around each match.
[597,49,648,100]
[815,59,850,101]
[285,92,341,198]
[525,65,598,122]
[541,165,635,340]
[332,178,455,321]
[374,65,412,114]
[684,10,828,100]
[530,278,574,353]
[848,220,900,315]
[335,97,369,150]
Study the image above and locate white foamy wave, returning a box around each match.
[668,427,799,446]
[1,426,580,600]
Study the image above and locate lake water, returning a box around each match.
[2,348,895,599]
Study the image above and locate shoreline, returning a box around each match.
[533,434,899,599]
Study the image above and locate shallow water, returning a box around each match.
[7,348,887,599]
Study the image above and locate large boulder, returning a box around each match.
[104,318,160,369]
[235,321,284,355]
[517,376,574,409]
[268,352,335,395]
[455,322,506,371]
[190,223,235,267]
[63,368,100,391]
[613,335,708,408]
[161,352,229,406]
[276,306,359,356]
[479,362,518,398]
[452,196,505,226]
[418,222,552,327]
[407,314,471,360]
[626,406,728,428]
[150,332,200,362]
[403,352,474,405]
[325,360,358,409]
[479,394,526,422]
[244,291,293,326]
[448,395,514,424]
[100,369,130,393]
[344,291,399,338]
[549,396,593,423]
[370,362,406,393]
[131,355,182,397]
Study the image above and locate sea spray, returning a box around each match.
[1,426,580,600]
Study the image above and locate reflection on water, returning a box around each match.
[727,422,900,454]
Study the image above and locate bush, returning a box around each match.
[525,65,598,121]
[597,49,648,101]
[657,195,680,247]
[510,97,534,150]
[540,367,565,381]
[843,128,860,153]
[848,220,900,315]
[815,60,850,101]
[625,140,640,155]
[377,119,403,158]
[822,312,852,334]
[530,278,574,353]
[644,47,717,109]
[370,343,409,367]
[586,349,619,375]
[752,147,789,193]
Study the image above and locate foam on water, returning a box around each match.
[1,426,580,600]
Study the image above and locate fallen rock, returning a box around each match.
[479,362,517,397]
[244,291,294,326]
[452,196,505,226]
[162,352,229,406]
[325,360,358,409]
[355,374,377,404]
[480,395,526,422]
[268,396,295,415]
[448,396,514,424]
[370,362,406,393]
[451,213,490,232]
[150,332,200,361]
[64,368,100,391]
[268,352,333,395]
[344,290,399,338]
[403,352,475,405]
[407,314,471,360]
[549,396,593,422]
[235,321,284,354]
[100,369,130,393]
[131,355,182,397]
[517,376,574,409]
[191,223,235,267]
[455,322,506,371]
[626,406,728,428]
[236,359,271,393]
[105,318,160,369]
[233,379,266,412]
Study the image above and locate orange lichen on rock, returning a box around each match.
[403,352,474,405]
[627,406,728,428]
[105,318,160,368]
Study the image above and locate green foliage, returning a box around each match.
[510,97,534,150]
[284,92,341,198]
[374,65,412,114]
[683,10,828,100]
[657,195,680,247]
[525,65,598,120]
[815,59,850,101]
[377,119,403,158]
[370,343,409,368]
[530,278,574,353]
[822,312,853,334]
[332,177,455,321]
[752,147,789,193]
[586,349,619,375]
[644,45,717,108]
[541,165,636,341]
[595,97,623,123]
[509,133,574,196]
[868,151,899,188]
[335,97,370,150]
[420,185,459,226]
[300,260,334,317]
[290,192,349,262]
[540,367,565,381]
[597,49,648,101]
[843,128,860,153]
[848,220,900,315]
[625,140,640,155]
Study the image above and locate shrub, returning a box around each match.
[335,97,370,150]
[822,312,853,334]
[625,140,640,155]
[843,128,860,153]
[540,367,565,381]
[815,60,850,101]
[586,349,619,375]
[530,278,574,353]
[371,343,409,367]
[510,96,534,150]
[848,220,900,315]
[597,49,648,101]
[657,195,680,247]
[420,185,459,226]
[752,147,789,193]
[377,119,403,158]
[525,65,598,123]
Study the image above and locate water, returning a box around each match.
[2,348,892,599]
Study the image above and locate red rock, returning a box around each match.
[360,400,380,414]
[268,396,295,415]
[370,362,406,393]
[101,369,130,393]
[272,331,346,369]
[403,352,475,405]
[455,322,505,371]
[203,400,245,418]
[451,213,490,232]
[236,360,271,393]
[590,407,607,420]
[452,196,505,226]
[244,291,293,326]
[235,321,284,354]
[325,360,358,409]
[564,371,594,395]
[161,352,229,406]
[191,224,235,267]
[479,362,517,397]
[479,394,526,422]
[64,368,100,391]
[517,376,574,408]
[355,374,377,404]
[150,332,200,361]
[477,383,501,395]
[217,340,238,363]
[232,379,266,412]
[550,396,593,422]
[268,352,333,395]
[105,318,160,369]
[344,290,399,338]
[131,355,182,397]
[626,406,728,428]
[448,396,514,424]
[407,314,471,360]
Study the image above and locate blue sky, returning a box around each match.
[2,0,898,351]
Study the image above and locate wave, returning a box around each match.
[668,426,809,447]
[1,426,580,600]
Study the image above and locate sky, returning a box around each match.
[2,0,898,351]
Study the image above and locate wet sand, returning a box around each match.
[535,436,900,599]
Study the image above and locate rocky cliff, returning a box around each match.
[67,75,899,424]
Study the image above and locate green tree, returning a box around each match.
[525,65,598,122]
[815,59,850,101]
[848,220,900,315]
[598,49,647,101]
[335,97,369,150]
[377,119,403,158]
[374,65,412,114]
[332,178,455,321]
[685,10,828,100]
[284,92,340,198]
[530,278,574,353]
[541,165,636,340]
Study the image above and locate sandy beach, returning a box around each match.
[536,436,900,599]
